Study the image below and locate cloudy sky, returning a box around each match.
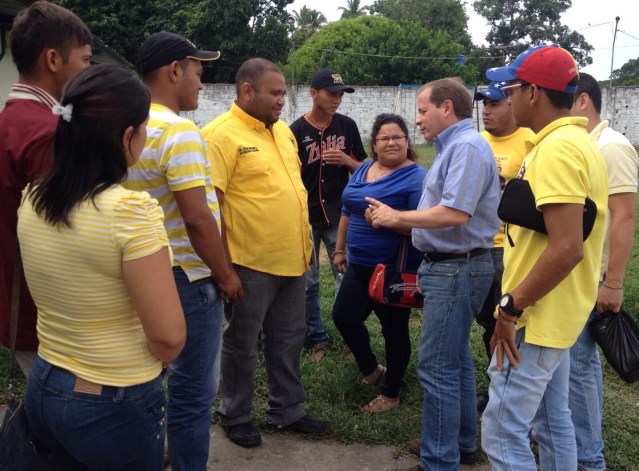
[286,0,639,81]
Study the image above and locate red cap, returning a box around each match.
[486,44,578,93]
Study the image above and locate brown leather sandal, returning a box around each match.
[361,394,401,413]
[361,364,386,385]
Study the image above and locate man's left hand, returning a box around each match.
[596,283,623,313]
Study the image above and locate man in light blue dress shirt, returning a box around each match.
[367,77,500,471]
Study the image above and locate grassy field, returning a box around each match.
[2,142,638,468]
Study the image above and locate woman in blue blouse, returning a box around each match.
[332,114,427,413]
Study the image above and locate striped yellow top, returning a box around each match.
[125,103,220,281]
[17,186,169,386]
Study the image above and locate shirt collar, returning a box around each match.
[7,84,58,108]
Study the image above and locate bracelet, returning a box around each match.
[498,312,517,324]
[331,250,346,260]
[602,282,624,290]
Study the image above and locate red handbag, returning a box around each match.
[368,237,423,308]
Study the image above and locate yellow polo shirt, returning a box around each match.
[202,102,312,276]
[481,127,534,247]
[501,117,608,348]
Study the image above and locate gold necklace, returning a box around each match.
[372,162,393,180]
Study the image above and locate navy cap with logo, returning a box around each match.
[310,69,355,93]
[474,81,506,101]
[137,31,220,75]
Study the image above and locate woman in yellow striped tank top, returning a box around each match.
[17,63,186,470]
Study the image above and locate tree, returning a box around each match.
[338,0,370,19]
[54,0,294,82]
[291,5,327,49]
[285,15,478,86]
[371,0,471,49]
[473,0,593,69]
[611,57,639,86]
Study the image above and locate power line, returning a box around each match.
[303,46,505,61]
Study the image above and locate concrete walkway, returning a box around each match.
[202,424,491,471]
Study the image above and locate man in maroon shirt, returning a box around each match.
[0,1,92,375]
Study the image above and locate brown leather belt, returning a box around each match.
[424,248,489,262]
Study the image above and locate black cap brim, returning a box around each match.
[187,51,221,62]
[325,85,355,93]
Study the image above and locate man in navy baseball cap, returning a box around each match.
[137,31,220,75]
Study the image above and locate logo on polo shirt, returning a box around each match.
[239,146,259,155]
[302,136,313,143]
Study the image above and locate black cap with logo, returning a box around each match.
[137,31,220,75]
[310,69,355,93]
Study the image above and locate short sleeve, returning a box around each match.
[601,142,639,195]
[111,190,169,261]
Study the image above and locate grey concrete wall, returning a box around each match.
[187,83,639,146]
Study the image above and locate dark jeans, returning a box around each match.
[331,263,411,398]
[475,248,504,360]
[26,357,165,471]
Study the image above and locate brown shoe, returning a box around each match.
[309,343,327,362]
[361,394,400,413]
[409,437,420,456]
[361,364,386,385]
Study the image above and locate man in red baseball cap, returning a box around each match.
[481,44,608,470]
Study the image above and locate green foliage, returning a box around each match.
[611,57,639,86]
[290,6,327,50]
[54,0,294,83]
[286,16,478,86]
[338,0,370,19]
[473,0,593,68]
[371,0,472,49]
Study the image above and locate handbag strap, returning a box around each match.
[393,236,410,272]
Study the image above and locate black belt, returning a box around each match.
[424,248,489,262]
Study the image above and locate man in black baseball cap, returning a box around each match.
[290,68,365,363]
[310,69,355,93]
[128,30,241,471]
[137,31,220,75]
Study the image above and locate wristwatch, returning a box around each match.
[499,293,524,317]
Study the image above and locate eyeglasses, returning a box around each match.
[375,134,407,144]
[500,82,529,97]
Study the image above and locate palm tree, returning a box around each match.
[292,5,327,35]
[338,0,370,19]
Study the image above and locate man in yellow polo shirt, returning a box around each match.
[481,45,608,470]
[201,58,326,449]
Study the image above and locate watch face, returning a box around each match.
[500,296,509,308]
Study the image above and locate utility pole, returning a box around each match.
[610,16,620,88]
[609,16,620,127]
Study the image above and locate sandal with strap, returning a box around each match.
[361,394,401,413]
[361,364,386,385]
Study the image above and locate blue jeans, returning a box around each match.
[26,357,166,470]
[332,263,411,398]
[482,329,577,471]
[169,268,223,471]
[305,225,341,345]
[569,311,606,471]
[416,252,493,471]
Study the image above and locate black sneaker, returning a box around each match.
[460,450,478,465]
[266,414,327,434]
[222,421,262,448]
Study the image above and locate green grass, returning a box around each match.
[3,146,638,469]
